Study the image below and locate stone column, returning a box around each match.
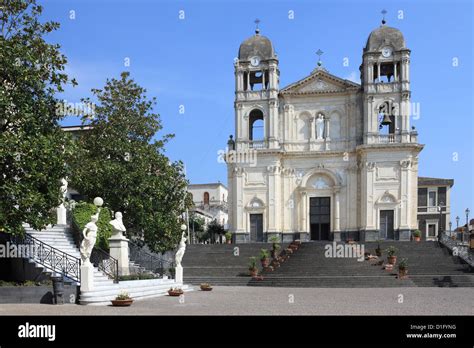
[377,63,381,82]
[394,63,398,82]
[108,235,130,276]
[310,116,316,140]
[301,191,308,235]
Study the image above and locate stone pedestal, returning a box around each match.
[108,235,130,276]
[80,262,94,292]
[175,265,183,284]
[57,204,67,225]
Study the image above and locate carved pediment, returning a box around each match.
[281,70,359,95]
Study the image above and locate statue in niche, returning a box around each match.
[109,212,126,238]
[80,213,99,264]
[316,113,325,140]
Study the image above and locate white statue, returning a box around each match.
[60,178,68,199]
[174,232,187,267]
[316,113,325,140]
[109,212,126,238]
[80,213,99,264]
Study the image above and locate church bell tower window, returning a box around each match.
[249,109,264,140]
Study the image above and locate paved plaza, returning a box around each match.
[1,286,473,315]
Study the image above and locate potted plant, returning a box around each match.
[168,287,184,296]
[412,230,421,242]
[375,241,382,257]
[225,232,232,244]
[200,283,213,291]
[248,257,258,277]
[385,246,398,265]
[269,236,281,259]
[111,291,133,306]
[259,249,270,268]
[398,258,408,279]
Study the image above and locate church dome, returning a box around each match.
[365,25,406,52]
[238,30,275,61]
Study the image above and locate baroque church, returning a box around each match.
[226,20,426,243]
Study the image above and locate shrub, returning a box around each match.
[259,248,269,260]
[385,246,398,257]
[248,256,257,270]
[398,258,408,270]
[412,230,421,238]
[72,202,113,250]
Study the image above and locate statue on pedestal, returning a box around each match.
[316,113,325,140]
[109,212,126,238]
[80,213,99,264]
[175,232,187,267]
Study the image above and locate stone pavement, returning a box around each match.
[0,286,473,315]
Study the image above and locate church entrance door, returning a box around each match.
[310,197,331,241]
[379,210,394,240]
[250,213,263,242]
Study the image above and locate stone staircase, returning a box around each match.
[249,241,474,288]
[182,243,288,286]
[181,241,474,288]
[24,224,191,305]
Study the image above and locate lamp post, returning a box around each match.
[437,202,444,240]
[449,221,452,232]
[456,216,460,229]
[465,208,470,245]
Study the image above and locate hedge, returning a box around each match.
[72,202,113,250]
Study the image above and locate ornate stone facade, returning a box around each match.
[226,23,423,243]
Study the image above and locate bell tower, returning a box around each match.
[234,20,280,150]
[361,14,412,144]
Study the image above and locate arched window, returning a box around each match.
[203,192,209,205]
[378,101,395,134]
[249,109,264,141]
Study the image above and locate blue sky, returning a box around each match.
[41,0,473,224]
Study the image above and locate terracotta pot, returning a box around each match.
[261,258,270,268]
[249,268,258,277]
[168,290,184,297]
[388,256,397,265]
[111,299,133,306]
[398,269,408,279]
[375,249,382,257]
[200,286,213,291]
[414,237,421,242]
[226,240,232,244]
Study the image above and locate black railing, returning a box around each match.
[90,247,119,283]
[128,240,175,278]
[11,233,81,282]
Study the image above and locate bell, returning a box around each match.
[381,113,392,126]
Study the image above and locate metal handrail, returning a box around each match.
[90,246,119,283]
[128,239,175,278]
[11,233,81,282]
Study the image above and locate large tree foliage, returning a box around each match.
[69,72,191,252]
[0,0,75,234]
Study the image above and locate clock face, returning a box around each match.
[250,56,260,66]
[381,47,393,58]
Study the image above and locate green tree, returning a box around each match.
[69,72,191,252]
[206,219,225,244]
[0,0,76,234]
[189,214,207,243]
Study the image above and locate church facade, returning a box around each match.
[226,21,425,243]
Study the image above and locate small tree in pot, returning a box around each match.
[412,230,421,242]
[385,246,398,265]
[269,236,281,259]
[260,249,270,268]
[248,257,258,277]
[225,232,232,244]
[398,258,408,279]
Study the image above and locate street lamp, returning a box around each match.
[180,223,188,244]
[437,202,444,240]
[449,221,452,232]
[456,216,460,229]
[464,208,470,245]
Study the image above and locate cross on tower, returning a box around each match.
[316,49,324,66]
[381,9,387,25]
[254,19,261,34]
